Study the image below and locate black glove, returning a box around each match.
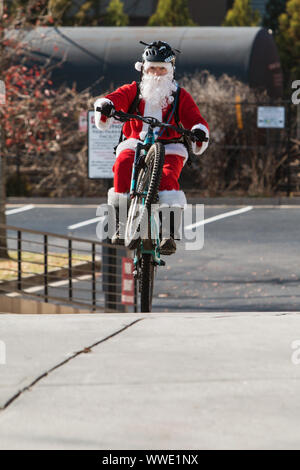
[96,101,115,117]
[191,128,208,143]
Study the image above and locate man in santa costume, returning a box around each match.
[94,41,209,255]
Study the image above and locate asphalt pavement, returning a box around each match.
[4,202,300,312]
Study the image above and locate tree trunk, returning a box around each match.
[0,0,9,259]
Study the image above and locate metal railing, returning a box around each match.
[0,224,134,313]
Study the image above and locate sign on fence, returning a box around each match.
[121,258,134,306]
[88,110,122,179]
[257,106,285,128]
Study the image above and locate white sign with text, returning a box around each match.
[257,106,285,129]
[88,111,122,179]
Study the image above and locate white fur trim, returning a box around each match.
[192,123,209,156]
[107,187,130,207]
[143,61,173,73]
[116,139,188,165]
[165,143,188,163]
[159,190,187,208]
[116,138,139,157]
[94,98,114,130]
[135,61,143,72]
[140,101,162,140]
[115,139,188,164]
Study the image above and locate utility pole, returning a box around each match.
[0,0,9,259]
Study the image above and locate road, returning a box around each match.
[5,202,300,312]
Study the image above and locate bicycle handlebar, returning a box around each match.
[95,108,208,143]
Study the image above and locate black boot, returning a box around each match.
[107,188,129,246]
[111,207,127,246]
[160,237,177,255]
[159,207,182,256]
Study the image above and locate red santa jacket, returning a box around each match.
[95,81,209,162]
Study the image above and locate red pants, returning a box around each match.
[113,149,184,193]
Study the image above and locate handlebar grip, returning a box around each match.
[95,106,116,118]
[190,135,209,143]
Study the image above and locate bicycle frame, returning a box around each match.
[130,127,154,196]
[130,126,164,268]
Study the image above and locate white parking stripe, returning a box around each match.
[69,207,253,232]
[68,216,105,230]
[5,204,35,216]
[185,206,253,230]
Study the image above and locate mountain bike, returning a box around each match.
[96,107,207,312]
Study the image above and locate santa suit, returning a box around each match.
[95,81,209,207]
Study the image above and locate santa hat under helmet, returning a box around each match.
[135,40,180,74]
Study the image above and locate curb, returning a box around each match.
[6,196,300,206]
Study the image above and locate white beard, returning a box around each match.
[140,71,177,109]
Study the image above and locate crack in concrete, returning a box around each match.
[0,318,143,411]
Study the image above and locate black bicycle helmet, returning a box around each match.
[140,40,180,66]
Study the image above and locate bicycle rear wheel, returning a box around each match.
[140,253,155,312]
[125,142,165,249]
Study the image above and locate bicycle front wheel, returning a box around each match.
[125,142,165,249]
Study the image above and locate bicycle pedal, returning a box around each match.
[152,259,166,267]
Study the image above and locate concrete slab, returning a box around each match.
[0,314,141,408]
[0,312,300,449]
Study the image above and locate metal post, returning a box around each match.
[92,243,96,311]
[102,239,127,312]
[134,278,138,313]
[68,239,72,301]
[107,242,118,311]
[17,230,21,291]
[102,179,126,312]
[44,234,48,302]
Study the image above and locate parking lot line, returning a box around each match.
[185,206,253,230]
[5,204,35,216]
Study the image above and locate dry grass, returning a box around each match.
[180,71,291,196]
[0,251,92,282]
